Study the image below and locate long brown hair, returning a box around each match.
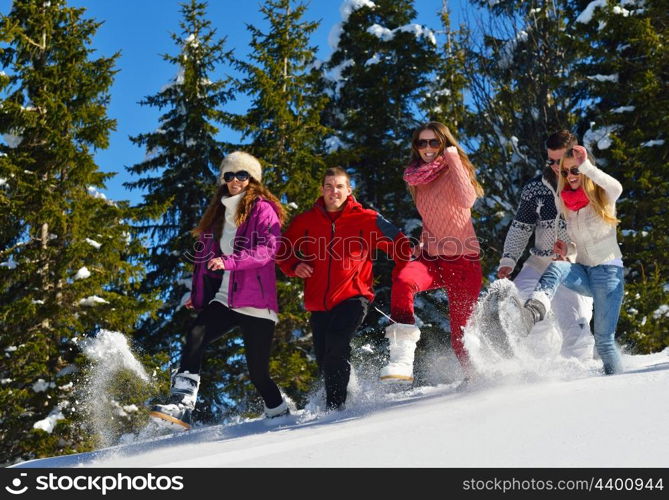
[558,149,619,226]
[192,178,285,240]
[409,122,484,198]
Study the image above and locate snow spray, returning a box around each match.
[79,330,152,447]
[463,279,595,384]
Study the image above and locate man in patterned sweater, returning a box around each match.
[497,130,594,359]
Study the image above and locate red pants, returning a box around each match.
[390,254,482,365]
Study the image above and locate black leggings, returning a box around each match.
[179,301,283,409]
[310,296,369,409]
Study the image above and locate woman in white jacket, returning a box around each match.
[514,145,625,375]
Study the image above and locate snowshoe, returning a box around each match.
[148,371,200,431]
[455,375,487,393]
[498,293,545,340]
[149,398,193,431]
[381,381,415,394]
[476,281,514,358]
[143,416,184,437]
[380,374,415,385]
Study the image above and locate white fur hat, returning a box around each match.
[219,151,262,184]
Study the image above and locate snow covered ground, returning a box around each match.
[13,349,669,468]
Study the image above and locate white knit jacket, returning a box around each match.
[561,159,623,267]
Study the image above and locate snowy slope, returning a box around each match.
[13,350,669,468]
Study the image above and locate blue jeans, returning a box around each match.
[535,261,624,374]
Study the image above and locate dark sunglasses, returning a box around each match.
[545,158,559,167]
[223,170,250,182]
[561,167,581,177]
[415,139,441,149]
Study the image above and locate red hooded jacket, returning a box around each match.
[277,196,412,311]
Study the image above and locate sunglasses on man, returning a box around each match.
[223,170,251,182]
[561,167,581,177]
[415,139,441,149]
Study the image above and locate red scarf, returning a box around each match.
[561,186,590,211]
[403,156,448,185]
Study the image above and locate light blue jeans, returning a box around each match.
[535,261,624,374]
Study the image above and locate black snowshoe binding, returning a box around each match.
[149,397,193,431]
[149,371,200,431]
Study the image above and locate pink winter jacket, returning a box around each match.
[190,198,281,312]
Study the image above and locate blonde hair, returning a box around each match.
[558,150,619,226]
[409,122,484,198]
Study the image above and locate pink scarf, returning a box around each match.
[403,156,449,186]
[561,186,590,211]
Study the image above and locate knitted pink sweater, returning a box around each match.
[413,150,480,257]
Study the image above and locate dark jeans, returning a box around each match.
[310,296,369,409]
[180,301,283,409]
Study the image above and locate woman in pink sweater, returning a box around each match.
[380,122,484,385]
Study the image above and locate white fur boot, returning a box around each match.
[264,399,289,419]
[379,323,421,383]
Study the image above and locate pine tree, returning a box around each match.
[462,0,585,276]
[572,0,669,351]
[324,0,438,212]
[0,0,157,464]
[421,1,468,129]
[322,0,445,380]
[461,0,668,351]
[230,0,328,409]
[124,1,237,421]
[233,0,328,211]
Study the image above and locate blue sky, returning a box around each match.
[1,0,471,205]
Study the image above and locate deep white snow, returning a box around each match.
[13,346,669,468]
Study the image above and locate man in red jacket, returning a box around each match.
[278,167,413,410]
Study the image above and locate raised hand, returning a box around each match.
[571,145,587,165]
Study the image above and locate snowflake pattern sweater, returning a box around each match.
[498,169,570,271]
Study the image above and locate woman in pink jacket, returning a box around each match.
[380,122,484,385]
[150,152,288,429]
